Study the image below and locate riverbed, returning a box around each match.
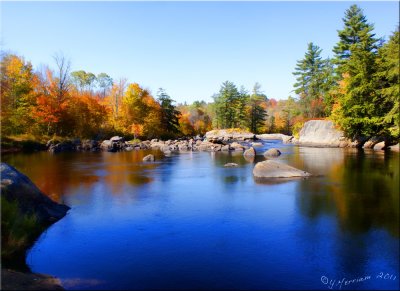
[3,141,399,290]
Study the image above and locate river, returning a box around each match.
[3,140,399,290]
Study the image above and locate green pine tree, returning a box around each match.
[247,83,268,134]
[293,42,331,118]
[213,81,241,128]
[375,29,400,139]
[331,4,381,139]
[157,88,181,138]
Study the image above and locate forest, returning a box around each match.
[1,5,399,142]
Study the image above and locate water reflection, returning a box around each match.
[2,150,163,201]
[1,144,398,290]
[290,148,399,237]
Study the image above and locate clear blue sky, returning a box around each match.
[1,1,398,103]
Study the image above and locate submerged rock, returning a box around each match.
[253,160,311,179]
[264,148,281,157]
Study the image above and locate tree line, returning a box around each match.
[1,4,398,141]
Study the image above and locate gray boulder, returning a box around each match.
[297,120,351,147]
[253,160,311,179]
[143,154,155,162]
[264,148,281,157]
[1,163,70,224]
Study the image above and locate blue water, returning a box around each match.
[4,141,399,290]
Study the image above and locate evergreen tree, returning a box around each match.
[236,86,249,128]
[293,42,330,118]
[331,5,381,138]
[247,83,268,133]
[333,4,379,68]
[375,29,399,139]
[213,81,241,128]
[157,88,181,137]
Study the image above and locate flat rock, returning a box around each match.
[224,163,239,167]
[253,160,311,179]
[256,134,293,144]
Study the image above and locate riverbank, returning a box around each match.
[1,269,64,290]
[2,121,399,156]
[1,163,69,290]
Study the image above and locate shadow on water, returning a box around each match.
[290,147,399,237]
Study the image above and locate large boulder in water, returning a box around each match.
[1,163,70,224]
[253,160,311,179]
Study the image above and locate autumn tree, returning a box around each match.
[0,54,37,135]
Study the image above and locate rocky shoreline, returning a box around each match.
[41,120,399,155]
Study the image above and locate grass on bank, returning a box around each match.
[1,196,44,259]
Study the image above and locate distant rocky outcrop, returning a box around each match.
[292,120,351,147]
[253,160,311,179]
